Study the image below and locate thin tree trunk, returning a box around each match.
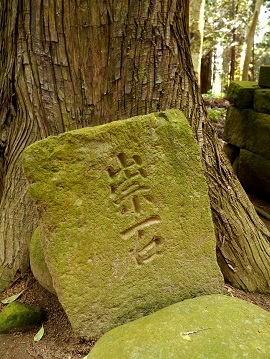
[0,0,270,292]
[230,0,236,82]
[242,0,263,81]
[200,50,212,94]
[189,0,205,87]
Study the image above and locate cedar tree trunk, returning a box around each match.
[189,0,205,87]
[242,0,263,80]
[0,0,270,292]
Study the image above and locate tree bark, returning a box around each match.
[242,0,263,81]
[1,0,270,293]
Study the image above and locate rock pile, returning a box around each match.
[223,65,270,200]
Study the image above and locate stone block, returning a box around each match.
[226,81,258,109]
[259,65,270,88]
[30,228,55,294]
[238,149,270,201]
[254,88,270,114]
[223,107,270,161]
[86,295,270,359]
[0,302,44,333]
[23,110,224,339]
[223,143,239,164]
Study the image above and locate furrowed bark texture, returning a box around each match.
[0,0,269,292]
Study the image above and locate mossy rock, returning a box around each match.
[0,302,45,333]
[223,143,240,164]
[86,295,270,359]
[238,149,270,201]
[259,65,270,88]
[22,110,224,339]
[226,81,258,109]
[223,107,270,161]
[254,89,270,115]
[30,227,55,294]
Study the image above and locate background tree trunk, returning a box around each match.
[1,0,270,293]
[189,0,205,87]
[200,50,213,94]
[242,0,263,80]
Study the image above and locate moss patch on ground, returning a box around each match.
[0,302,44,333]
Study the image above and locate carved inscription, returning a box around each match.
[108,153,165,265]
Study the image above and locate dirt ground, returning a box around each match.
[1,195,270,359]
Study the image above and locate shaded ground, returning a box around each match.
[1,196,270,359]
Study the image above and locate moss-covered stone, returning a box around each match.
[238,149,270,201]
[86,295,270,359]
[30,228,55,294]
[22,110,224,339]
[232,155,240,175]
[254,88,270,114]
[223,143,240,164]
[259,65,270,88]
[223,107,270,160]
[0,302,45,333]
[226,81,258,109]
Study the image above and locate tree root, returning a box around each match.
[254,206,270,221]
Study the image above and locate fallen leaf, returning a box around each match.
[1,289,25,304]
[34,324,44,342]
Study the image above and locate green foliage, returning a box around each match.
[202,93,229,123]
[203,0,253,54]
[207,107,227,123]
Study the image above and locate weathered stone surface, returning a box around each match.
[23,110,224,339]
[223,107,270,161]
[226,81,258,109]
[259,65,270,88]
[254,88,270,115]
[238,149,270,201]
[0,302,44,333]
[86,295,270,359]
[30,228,55,294]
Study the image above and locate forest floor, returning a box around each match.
[0,195,270,359]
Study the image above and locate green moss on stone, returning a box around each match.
[259,65,270,88]
[226,81,258,109]
[223,143,240,164]
[0,302,45,333]
[254,89,270,114]
[86,295,270,359]
[223,107,270,160]
[238,149,270,201]
[22,109,224,339]
[30,228,55,294]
